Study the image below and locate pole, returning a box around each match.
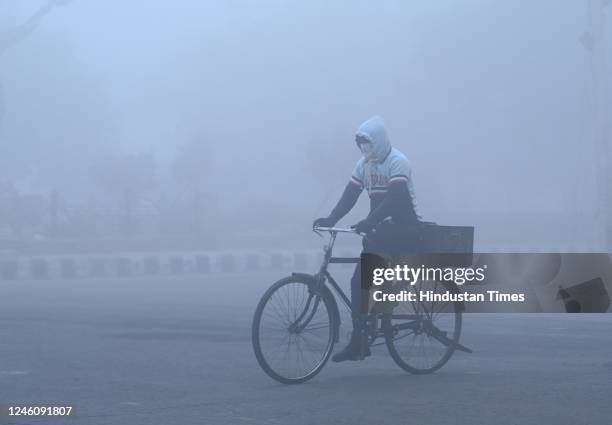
[588,0,611,249]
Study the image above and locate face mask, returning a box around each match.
[359,142,376,161]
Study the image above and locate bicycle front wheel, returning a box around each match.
[382,280,462,374]
[252,276,336,384]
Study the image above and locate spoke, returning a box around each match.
[263,310,289,326]
[263,332,292,363]
[296,334,319,364]
[269,293,290,325]
[302,320,328,328]
[258,280,334,380]
[392,330,416,342]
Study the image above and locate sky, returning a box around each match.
[0,0,610,247]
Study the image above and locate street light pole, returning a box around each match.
[587,0,611,249]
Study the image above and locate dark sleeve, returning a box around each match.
[366,180,415,224]
[328,181,362,223]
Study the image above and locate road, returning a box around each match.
[0,271,611,425]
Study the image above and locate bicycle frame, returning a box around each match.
[311,227,403,345]
[310,227,466,349]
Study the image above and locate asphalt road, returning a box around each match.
[0,271,611,425]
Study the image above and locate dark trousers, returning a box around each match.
[349,221,423,327]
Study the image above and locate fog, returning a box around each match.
[0,0,610,250]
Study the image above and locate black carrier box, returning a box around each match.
[417,224,474,267]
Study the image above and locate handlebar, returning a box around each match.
[312,226,365,258]
[313,226,357,234]
[313,226,368,239]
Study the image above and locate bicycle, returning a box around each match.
[251,226,472,384]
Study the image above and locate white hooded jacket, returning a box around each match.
[350,116,420,221]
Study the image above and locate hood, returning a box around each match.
[355,116,392,162]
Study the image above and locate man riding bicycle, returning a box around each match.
[313,116,422,362]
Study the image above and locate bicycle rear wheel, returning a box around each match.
[252,276,336,384]
[382,280,462,374]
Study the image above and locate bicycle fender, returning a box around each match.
[291,272,341,342]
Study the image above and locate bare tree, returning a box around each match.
[0,1,73,55]
[173,137,213,188]
[172,135,216,237]
[0,0,73,123]
[90,153,158,236]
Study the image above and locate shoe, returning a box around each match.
[332,331,371,362]
[331,343,371,362]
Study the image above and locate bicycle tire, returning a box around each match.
[382,280,463,374]
[252,275,337,384]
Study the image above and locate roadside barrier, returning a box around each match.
[1,245,594,281]
[0,250,334,280]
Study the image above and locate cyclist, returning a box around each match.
[313,115,422,362]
